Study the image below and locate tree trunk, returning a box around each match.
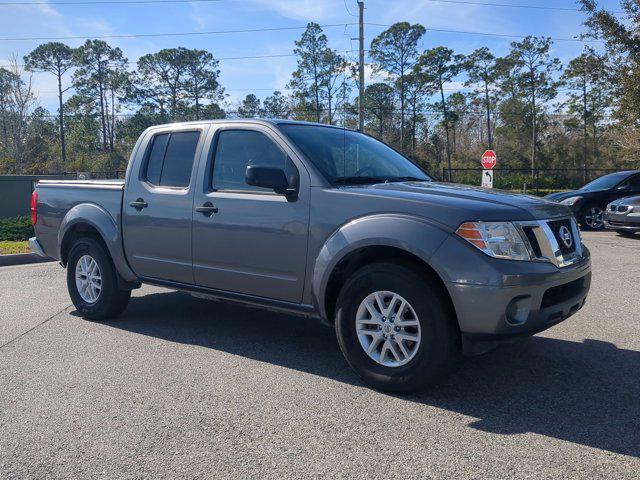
[582,77,588,183]
[313,61,320,123]
[195,85,200,120]
[531,84,536,177]
[57,70,67,165]
[97,62,107,150]
[484,79,492,150]
[109,87,115,152]
[412,96,419,154]
[171,85,177,119]
[439,79,452,181]
[399,67,405,153]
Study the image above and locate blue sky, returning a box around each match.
[1,0,622,112]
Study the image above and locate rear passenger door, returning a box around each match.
[191,125,310,303]
[123,126,207,284]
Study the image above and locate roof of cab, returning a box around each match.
[144,118,351,131]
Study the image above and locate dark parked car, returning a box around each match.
[604,195,640,235]
[545,170,640,230]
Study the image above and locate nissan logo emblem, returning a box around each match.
[559,225,573,248]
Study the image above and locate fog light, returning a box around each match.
[505,296,532,326]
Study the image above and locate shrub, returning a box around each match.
[0,216,34,241]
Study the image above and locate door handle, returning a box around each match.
[195,202,218,217]
[130,198,148,211]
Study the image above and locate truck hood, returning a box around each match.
[346,181,572,223]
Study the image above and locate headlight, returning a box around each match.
[560,196,583,206]
[456,222,530,261]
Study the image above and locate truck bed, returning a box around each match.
[35,179,126,262]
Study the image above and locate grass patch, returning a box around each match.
[0,240,30,255]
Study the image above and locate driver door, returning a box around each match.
[191,125,310,303]
[615,173,640,199]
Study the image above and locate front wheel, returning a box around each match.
[334,262,459,393]
[580,204,604,230]
[67,237,131,321]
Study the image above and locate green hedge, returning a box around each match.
[0,216,33,241]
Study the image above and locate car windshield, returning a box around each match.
[581,172,630,191]
[279,124,431,185]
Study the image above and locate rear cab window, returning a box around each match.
[143,131,201,188]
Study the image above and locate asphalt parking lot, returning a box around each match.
[0,231,639,479]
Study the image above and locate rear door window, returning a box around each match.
[144,131,200,188]
[145,133,169,185]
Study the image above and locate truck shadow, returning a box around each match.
[104,290,640,459]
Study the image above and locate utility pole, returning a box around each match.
[358,1,365,132]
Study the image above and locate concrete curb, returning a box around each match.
[0,253,55,267]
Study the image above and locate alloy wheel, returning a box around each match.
[75,254,102,303]
[584,207,604,229]
[355,291,421,367]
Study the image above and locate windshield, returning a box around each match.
[279,124,431,185]
[581,172,630,191]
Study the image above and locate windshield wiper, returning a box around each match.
[333,175,430,186]
[333,176,387,185]
[382,176,428,183]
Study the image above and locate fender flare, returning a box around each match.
[311,214,452,319]
[58,203,137,282]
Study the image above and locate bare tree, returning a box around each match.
[1,56,38,173]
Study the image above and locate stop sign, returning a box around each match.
[481,150,497,169]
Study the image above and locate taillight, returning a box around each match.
[30,191,38,226]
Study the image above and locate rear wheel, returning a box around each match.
[580,204,604,230]
[67,237,131,321]
[334,262,459,393]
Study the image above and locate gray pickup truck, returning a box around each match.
[30,119,592,392]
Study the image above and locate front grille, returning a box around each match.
[516,217,583,268]
[522,226,542,258]
[547,219,576,255]
[541,277,585,308]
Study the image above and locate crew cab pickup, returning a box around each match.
[30,119,592,392]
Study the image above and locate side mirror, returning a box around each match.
[245,165,295,196]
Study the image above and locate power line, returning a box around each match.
[1,50,363,69]
[366,22,603,44]
[420,0,622,14]
[0,0,222,4]
[0,22,357,42]
[342,0,357,17]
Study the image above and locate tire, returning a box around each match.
[580,204,605,230]
[334,261,459,393]
[66,236,131,321]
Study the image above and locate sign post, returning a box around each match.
[481,150,496,188]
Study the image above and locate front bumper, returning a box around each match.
[604,212,640,232]
[436,239,592,355]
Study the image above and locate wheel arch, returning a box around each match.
[58,203,138,284]
[312,214,456,327]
